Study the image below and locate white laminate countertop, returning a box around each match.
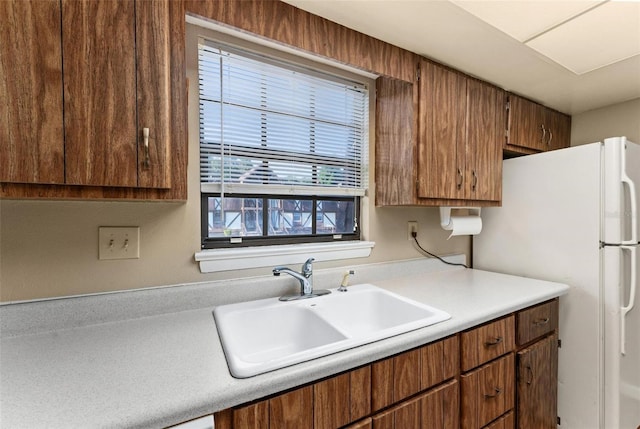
[0,263,569,429]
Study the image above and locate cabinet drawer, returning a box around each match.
[516,299,558,346]
[461,315,515,371]
[372,380,459,429]
[461,353,515,429]
[372,335,458,411]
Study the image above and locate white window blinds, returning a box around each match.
[198,39,368,197]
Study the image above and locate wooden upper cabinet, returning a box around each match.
[418,60,467,201]
[62,0,170,188]
[62,0,138,187]
[418,59,503,204]
[0,0,64,184]
[506,93,571,154]
[1,0,185,199]
[465,79,504,202]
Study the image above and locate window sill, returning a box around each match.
[194,241,375,274]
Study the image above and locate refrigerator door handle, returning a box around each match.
[620,146,638,244]
[620,245,637,355]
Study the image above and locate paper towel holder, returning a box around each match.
[439,206,481,230]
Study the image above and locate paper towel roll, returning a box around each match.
[444,216,482,239]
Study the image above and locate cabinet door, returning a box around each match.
[136,0,172,188]
[461,353,515,429]
[314,366,371,428]
[418,59,467,200]
[547,109,571,151]
[62,0,138,187]
[372,380,459,429]
[465,80,504,202]
[517,334,558,429]
[0,0,64,184]
[375,76,416,206]
[507,94,546,152]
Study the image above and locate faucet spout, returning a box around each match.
[273,266,312,295]
[273,257,330,301]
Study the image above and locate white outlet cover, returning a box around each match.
[98,227,140,260]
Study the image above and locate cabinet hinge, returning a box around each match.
[558,339,562,348]
[557,416,561,425]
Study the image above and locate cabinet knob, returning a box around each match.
[483,336,503,347]
[533,317,550,326]
[483,387,503,399]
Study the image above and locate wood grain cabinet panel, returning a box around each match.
[461,353,515,429]
[461,315,515,372]
[372,380,459,429]
[484,411,514,429]
[506,93,571,154]
[516,299,558,346]
[418,59,504,205]
[516,333,558,429]
[374,76,416,206]
[1,0,186,200]
[0,0,64,184]
[314,366,371,429]
[62,0,138,187]
[373,335,459,411]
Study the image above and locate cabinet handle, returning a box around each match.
[472,170,478,191]
[457,168,463,190]
[533,317,550,326]
[540,124,546,144]
[525,364,534,385]
[483,336,503,347]
[547,130,553,147]
[143,127,150,168]
[483,387,503,399]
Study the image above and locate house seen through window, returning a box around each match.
[198,38,369,248]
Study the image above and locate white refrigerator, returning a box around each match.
[474,137,639,429]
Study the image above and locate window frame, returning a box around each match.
[197,36,369,250]
[201,193,360,249]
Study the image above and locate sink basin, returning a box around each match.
[214,283,450,378]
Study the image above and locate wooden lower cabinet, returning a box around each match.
[461,354,515,428]
[213,301,559,429]
[516,333,558,429]
[372,380,459,429]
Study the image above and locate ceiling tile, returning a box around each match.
[450,0,605,42]
[526,1,640,74]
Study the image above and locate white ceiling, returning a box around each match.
[282,0,640,115]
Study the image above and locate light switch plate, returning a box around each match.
[99,227,140,260]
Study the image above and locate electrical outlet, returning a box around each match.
[99,227,140,260]
[407,221,418,241]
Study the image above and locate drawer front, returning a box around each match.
[372,335,459,412]
[461,315,515,371]
[461,353,515,429]
[517,299,558,346]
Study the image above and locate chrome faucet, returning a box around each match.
[273,258,331,301]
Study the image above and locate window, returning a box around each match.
[198,39,369,249]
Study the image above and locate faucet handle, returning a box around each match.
[301,257,315,277]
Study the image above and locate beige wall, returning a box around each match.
[0,25,469,303]
[571,98,640,146]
